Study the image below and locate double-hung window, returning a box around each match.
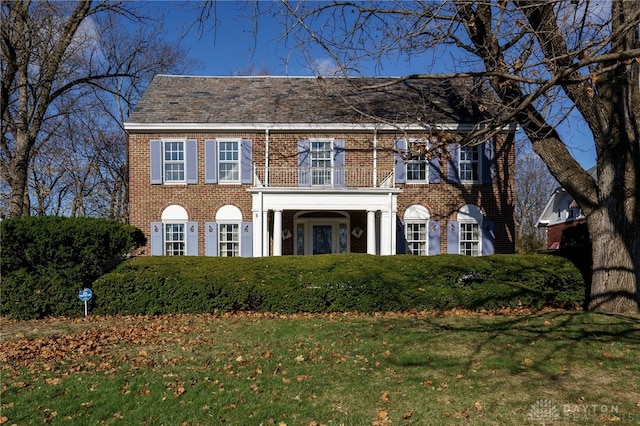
[407,140,429,183]
[459,222,480,256]
[164,141,185,183]
[406,222,428,255]
[164,223,185,256]
[311,140,332,185]
[459,145,481,183]
[448,205,491,256]
[218,223,240,257]
[150,139,196,185]
[219,140,240,182]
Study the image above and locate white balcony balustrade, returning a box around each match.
[253,166,395,188]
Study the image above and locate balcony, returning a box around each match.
[253,166,395,189]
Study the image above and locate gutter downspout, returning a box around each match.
[265,129,270,187]
[263,129,270,256]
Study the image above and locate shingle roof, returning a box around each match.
[127,75,495,126]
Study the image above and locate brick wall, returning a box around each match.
[129,130,515,255]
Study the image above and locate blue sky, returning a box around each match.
[147,1,596,168]
[149,0,453,76]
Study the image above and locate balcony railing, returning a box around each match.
[253,166,395,188]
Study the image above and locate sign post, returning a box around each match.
[78,288,93,317]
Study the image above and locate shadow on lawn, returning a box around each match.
[386,310,640,378]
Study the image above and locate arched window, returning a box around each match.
[457,204,483,256]
[404,205,430,256]
[161,205,188,256]
[215,205,243,257]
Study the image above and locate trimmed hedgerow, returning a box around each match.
[1,216,146,319]
[92,253,584,316]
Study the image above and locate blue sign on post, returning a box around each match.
[78,288,92,317]
[78,288,93,301]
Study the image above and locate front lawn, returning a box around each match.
[1,310,639,425]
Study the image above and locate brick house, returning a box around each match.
[536,167,594,249]
[125,75,515,257]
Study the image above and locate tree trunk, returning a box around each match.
[9,133,32,218]
[588,206,640,313]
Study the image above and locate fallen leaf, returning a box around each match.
[138,350,148,357]
[402,409,414,419]
[174,386,185,396]
[474,401,483,411]
[0,416,8,424]
[45,377,61,385]
[372,409,390,426]
[381,391,391,401]
[602,415,620,422]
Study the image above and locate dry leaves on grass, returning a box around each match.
[0,316,215,378]
[372,409,390,426]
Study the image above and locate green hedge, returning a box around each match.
[92,253,584,316]
[1,216,146,319]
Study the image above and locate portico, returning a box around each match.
[249,187,401,256]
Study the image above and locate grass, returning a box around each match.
[1,310,639,425]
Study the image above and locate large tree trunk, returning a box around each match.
[588,206,640,313]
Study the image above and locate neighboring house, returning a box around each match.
[536,166,595,249]
[124,75,515,257]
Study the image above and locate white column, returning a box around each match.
[380,211,391,255]
[367,210,376,255]
[390,209,397,255]
[273,209,283,256]
[252,191,263,257]
[252,210,262,257]
[389,192,397,255]
[262,210,269,256]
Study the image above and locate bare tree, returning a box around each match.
[1,1,193,220]
[271,0,640,313]
[515,143,556,253]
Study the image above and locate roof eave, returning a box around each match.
[124,122,517,133]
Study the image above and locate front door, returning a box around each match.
[294,212,350,256]
[312,225,333,254]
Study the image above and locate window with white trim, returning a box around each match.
[407,139,429,183]
[165,223,185,256]
[407,223,428,255]
[404,205,431,256]
[214,205,243,257]
[311,140,332,185]
[457,204,483,256]
[218,223,239,257]
[160,205,189,256]
[459,222,480,256]
[164,141,185,183]
[219,140,240,182]
[459,145,481,183]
